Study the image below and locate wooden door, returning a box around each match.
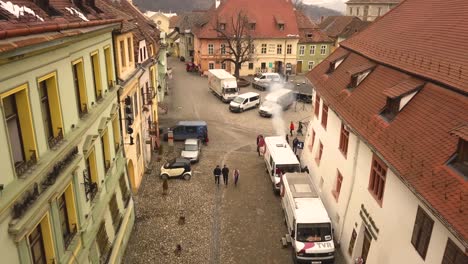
[361,229,372,263]
[296,61,302,74]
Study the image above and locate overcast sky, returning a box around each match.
[302,0,347,12]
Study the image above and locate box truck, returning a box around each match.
[258,88,295,117]
[207,69,239,102]
[263,136,301,192]
[281,172,335,264]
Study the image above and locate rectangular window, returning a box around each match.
[333,171,343,201]
[249,23,256,30]
[308,61,314,70]
[320,45,327,55]
[101,130,111,173]
[261,44,267,54]
[339,123,350,157]
[248,63,254,70]
[219,23,226,30]
[277,44,282,55]
[220,44,226,55]
[110,194,122,231]
[308,129,315,152]
[411,206,434,259]
[382,97,401,121]
[278,23,284,31]
[72,60,88,117]
[208,44,214,55]
[368,154,387,204]
[96,222,111,263]
[221,62,226,69]
[442,239,468,264]
[58,186,77,249]
[127,37,133,62]
[209,62,214,69]
[85,148,99,201]
[39,73,63,150]
[28,215,54,264]
[299,45,305,56]
[119,40,126,67]
[103,46,114,88]
[286,44,292,54]
[314,94,320,117]
[321,104,328,129]
[91,51,103,101]
[310,45,316,55]
[38,81,53,144]
[316,141,323,165]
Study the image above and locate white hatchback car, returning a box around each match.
[181,138,201,163]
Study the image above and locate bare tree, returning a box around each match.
[214,11,254,78]
[293,0,305,10]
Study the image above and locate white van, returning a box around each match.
[263,136,301,192]
[253,72,282,91]
[281,173,335,263]
[259,88,295,117]
[229,92,260,112]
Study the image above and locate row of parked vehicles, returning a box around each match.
[263,136,336,264]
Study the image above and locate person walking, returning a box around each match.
[213,165,221,185]
[289,121,295,136]
[222,165,230,186]
[233,168,240,186]
[285,134,289,144]
[292,137,299,154]
[297,121,304,136]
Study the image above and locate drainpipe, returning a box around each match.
[338,135,361,243]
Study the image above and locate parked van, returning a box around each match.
[281,172,335,264]
[229,92,260,112]
[163,121,208,141]
[263,136,300,192]
[252,72,282,91]
[258,88,295,117]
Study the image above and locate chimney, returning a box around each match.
[215,0,221,9]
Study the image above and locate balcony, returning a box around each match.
[48,128,64,149]
[63,224,78,249]
[83,169,98,202]
[15,150,37,177]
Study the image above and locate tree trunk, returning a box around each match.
[234,62,240,78]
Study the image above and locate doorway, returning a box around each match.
[296,61,302,74]
[361,228,372,263]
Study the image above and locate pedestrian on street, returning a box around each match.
[233,168,240,186]
[297,121,304,136]
[286,134,289,144]
[213,165,221,185]
[256,135,263,156]
[292,137,299,154]
[289,121,295,136]
[222,165,230,186]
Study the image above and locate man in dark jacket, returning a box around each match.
[213,165,221,185]
[222,165,229,186]
[292,137,299,154]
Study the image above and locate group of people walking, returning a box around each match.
[213,165,239,186]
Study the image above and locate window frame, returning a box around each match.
[90,50,103,101]
[208,62,214,70]
[314,94,320,117]
[411,206,434,260]
[299,45,305,56]
[308,61,314,70]
[309,45,316,55]
[261,44,267,54]
[72,59,88,117]
[339,123,350,157]
[276,44,282,55]
[441,238,468,264]
[320,45,327,55]
[321,104,328,129]
[286,44,292,54]
[208,44,214,55]
[220,43,226,55]
[368,154,387,205]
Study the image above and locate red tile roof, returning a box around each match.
[341,0,468,94]
[450,124,468,141]
[195,0,299,39]
[169,15,180,28]
[295,10,318,29]
[319,16,370,39]
[296,10,332,44]
[308,49,468,244]
[383,78,424,98]
[346,0,401,3]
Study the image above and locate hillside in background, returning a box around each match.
[133,0,342,22]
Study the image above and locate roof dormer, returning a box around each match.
[249,21,256,30]
[449,125,468,178]
[34,0,62,16]
[275,16,285,31]
[327,56,346,74]
[347,63,375,90]
[381,78,424,121]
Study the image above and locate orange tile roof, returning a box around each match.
[195,0,299,39]
[308,48,468,243]
[341,0,468,94]
[383,78,424,98]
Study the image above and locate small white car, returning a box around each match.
[181,139,201,163]
[160,158,192,180]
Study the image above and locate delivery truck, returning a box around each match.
[280,172,335,264]
[263,136,301,193]
[207,69,239,102]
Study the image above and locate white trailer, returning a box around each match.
[263,136,300,192]
[281,172,335,264]
[207,69,239,102]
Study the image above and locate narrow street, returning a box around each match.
[123,57,313,263]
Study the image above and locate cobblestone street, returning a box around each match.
[123,57,345,264]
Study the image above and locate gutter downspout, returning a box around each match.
[338,135,361,243]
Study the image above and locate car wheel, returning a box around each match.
[183,173,191,180]
[240,107,244,112]
[161,174,169,180]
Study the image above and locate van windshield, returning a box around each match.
[224,88,238,94]
[233,97,244,103]
[296,223,332,242]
